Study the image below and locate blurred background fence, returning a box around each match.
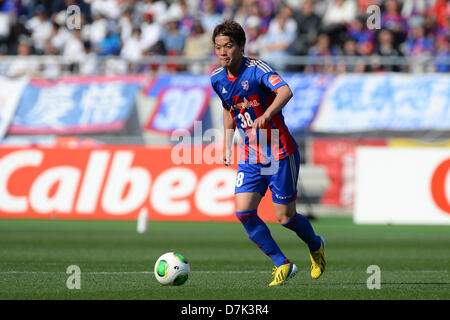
[0,54,450,77]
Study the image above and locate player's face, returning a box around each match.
[214,36,243,70]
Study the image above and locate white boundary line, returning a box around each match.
[0,270,447,275]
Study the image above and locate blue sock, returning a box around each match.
[236,209,289,267]
[282,213,321,252]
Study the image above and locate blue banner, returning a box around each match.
[281,73,335,132]
[144,73,334,134]
[10,76,146,134]
[147,86,212,134]
[146,74,211,97]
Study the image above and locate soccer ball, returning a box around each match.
[154,252,190,286]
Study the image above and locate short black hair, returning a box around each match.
[212,20,246,48]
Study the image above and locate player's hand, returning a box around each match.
[222,148,232,166]
[252,113,271,135]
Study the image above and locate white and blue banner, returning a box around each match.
[4,73,450,136]
[9,75,146,134]
[312,74,450,132]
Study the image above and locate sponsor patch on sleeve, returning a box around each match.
[269,75,282,86]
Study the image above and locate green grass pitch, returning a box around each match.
[0,217,448,300]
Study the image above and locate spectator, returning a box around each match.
[87,12,108,46]
[25,5,53,54]
[336,37,366,73]
[118,8,134,43]
[45,22,71,55]
[138,0,167,25]
[166,0,185,19]
[7,38,39,77]
[306,32,337,73]
[200,0,223,33]
[0,0,19,15]
[372,28,403,72]
[322,0,357,47]
[313,0,328,17]
[403,17,434,56]
[429,0,450,29]
[259,4,297,71]
[244,15,263,57]
[234,0,263,33]
[89,0,121,20]
[290,0,322,56]
[162,15,187,72]
[183,19,212,73]
[121,27,144,63]
[63,28,85,67]
[140,11,163,54]
[381,0,408,47]
[402,18,434,72]
[217,0,237,21]
[423,10,439,38]
[79,41,99,75]
[347,15,374,55]
[97,24,122,56]
[258,0,278,33]
[166,0,195,35]
[161,15,186,55]
[323,0,357,26]
[401,0,432,20]
[433,35,449,72]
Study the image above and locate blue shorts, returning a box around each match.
[235,150,300,204]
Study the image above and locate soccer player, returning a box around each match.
[210,20,326,286]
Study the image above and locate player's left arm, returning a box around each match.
[252,84,293,134]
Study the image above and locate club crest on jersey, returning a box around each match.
[241,80,249,91]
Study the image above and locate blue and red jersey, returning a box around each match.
[210,57,297,163]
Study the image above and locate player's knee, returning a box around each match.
[273,200,296,224]
[276,213,292,225]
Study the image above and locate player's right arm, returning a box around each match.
[223,108,236,166]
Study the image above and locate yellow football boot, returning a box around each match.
[310,236,326,279]
[269,262,298,286]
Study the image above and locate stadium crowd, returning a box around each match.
[0,0,449,76]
